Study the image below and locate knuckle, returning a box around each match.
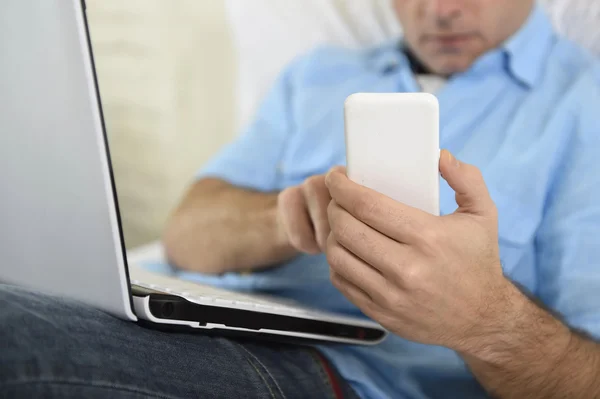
[381,289,403,310]
[329,205,350,237]
[332,221,352,244]
[289,232,317,254]
[470,165,484,180]
[330,270,344,289]
[384,252,406,278]
[298,240,319,254]
[401,264,424,288]
[353,193,378,220]
[326,245,345,269]
[287,232,303,249]
[303,175,325,194]
[278,186,301,208]
[463,163,483,181]
[419,225,441,246]
[278,192,300,225]
[488,202,499,219]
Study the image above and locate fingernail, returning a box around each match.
[447,150,460,168]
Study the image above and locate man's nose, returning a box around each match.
[425,0,463,26]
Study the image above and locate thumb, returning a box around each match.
[439,150,495,216]
[328,165,347,175]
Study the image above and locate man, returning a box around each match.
[2,0,599,398]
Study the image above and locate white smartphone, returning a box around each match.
[344,93,440,216]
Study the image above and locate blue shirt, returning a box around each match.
[145,5,600,398]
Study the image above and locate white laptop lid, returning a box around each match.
[0,0,136,321]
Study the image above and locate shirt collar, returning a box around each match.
[502,4,556,88]
[371,41,408,74]
[372,4,556,88]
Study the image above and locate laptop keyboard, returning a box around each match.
[129,265,315,317]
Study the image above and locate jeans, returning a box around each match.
[0,284,359,398]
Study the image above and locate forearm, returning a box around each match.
[460,283,600,398]
[163,178,296,274]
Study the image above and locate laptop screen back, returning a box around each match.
[0,0,136,320]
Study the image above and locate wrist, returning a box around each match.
[272,207,299,259]
[458,279,571,366]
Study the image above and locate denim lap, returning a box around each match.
[0,284,358,399]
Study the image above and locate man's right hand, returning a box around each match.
[277,173,333,255]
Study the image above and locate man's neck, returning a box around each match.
[403,45,436,76]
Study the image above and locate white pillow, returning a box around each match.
[543,0,600,56]
[225,0,401,130]
[226,0,599,132]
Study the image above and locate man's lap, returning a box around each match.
[0,284,357,399]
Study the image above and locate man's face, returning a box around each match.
[393,0,534,76]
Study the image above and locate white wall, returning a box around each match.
[86,0,237,248]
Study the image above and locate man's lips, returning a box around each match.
[424,33,475,47]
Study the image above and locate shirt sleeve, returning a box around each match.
[535,71,600,339]
[197,61,298,192]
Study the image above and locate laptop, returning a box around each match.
[0,0,387,345]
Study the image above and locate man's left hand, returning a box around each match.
[325,150,518,352]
